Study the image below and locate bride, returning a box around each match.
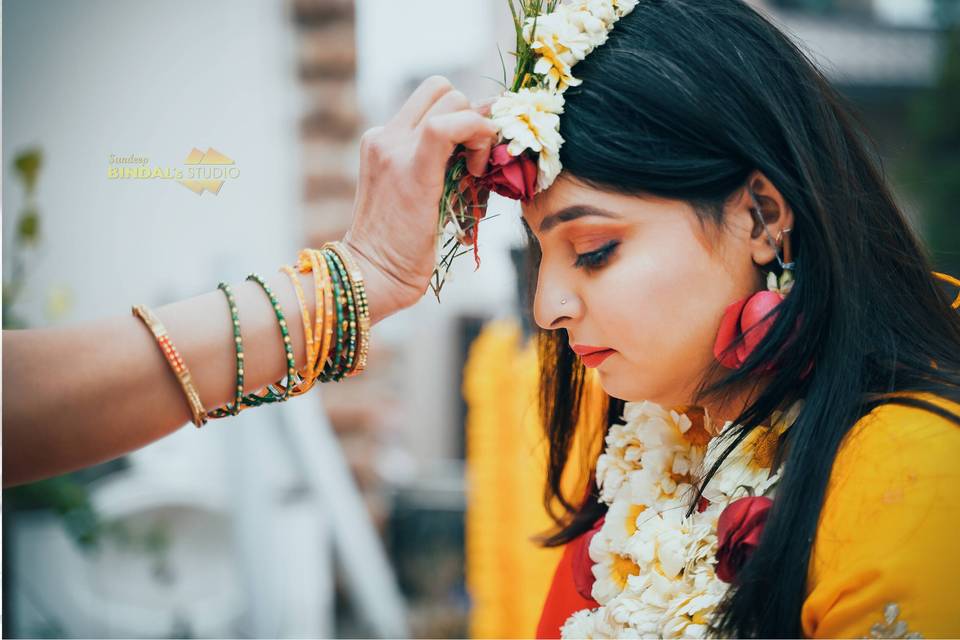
[4,0,959,637]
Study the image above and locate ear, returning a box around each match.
[729,170,795,268]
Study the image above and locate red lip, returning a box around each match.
[580,349,615,368]
[571,343,616,368]
[570,343,612,356]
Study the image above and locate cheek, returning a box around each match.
[590,226,745,398]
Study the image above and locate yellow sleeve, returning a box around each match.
[801,393,960,638]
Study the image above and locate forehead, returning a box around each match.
[521,202,625,238]
[519,175,595,229]
[518,180,725,254]
[518,175,636,237]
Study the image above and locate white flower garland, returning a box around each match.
[491,0,639,193]
[561,399,803,638]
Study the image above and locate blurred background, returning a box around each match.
[2,0,958,638]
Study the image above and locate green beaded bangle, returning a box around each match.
[318,249,347,382]
[325,241,369,377]
[327,249,356,381]
[324,248,358,378]
[243,272,297,404]
[316,250,340,382]
[207,282,244,418]
[201,244,373,424]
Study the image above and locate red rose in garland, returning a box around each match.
[715,495,774,584]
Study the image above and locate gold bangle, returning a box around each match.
[132,304,208,428]
[279,264,319,395]
[300,248,336,377]
[324,241,370,376]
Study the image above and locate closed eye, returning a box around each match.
[574,241,619,270]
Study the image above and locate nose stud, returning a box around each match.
[560,298,567,305]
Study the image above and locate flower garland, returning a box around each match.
[560,399,803,638]
[429,0,637,300]
[489,0,638,194]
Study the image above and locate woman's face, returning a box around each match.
[521,172,783,410]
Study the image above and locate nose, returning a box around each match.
[533,270,578,331]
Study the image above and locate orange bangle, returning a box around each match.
[279,264,319,395]
[132,304,208,428]
[299,248,336,376]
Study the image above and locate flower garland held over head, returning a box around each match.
[560,399,803,638]
[429,0,638,300]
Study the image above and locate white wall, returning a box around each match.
[3,0,301,325]
[3,2,336,638]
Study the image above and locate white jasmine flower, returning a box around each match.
[521,8,593,91]
[491,87,564,159]
[481,0,639,205]
[537,147,564,191]
[574,0,619,28]
[605,498,647,548]
[561,400,790,637]
[596,450,633,503]
[560,608,598,639]
[613,0,639,17]
[566,3,611,42]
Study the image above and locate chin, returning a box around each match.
[598,376,656,404]
[597,367,680,406]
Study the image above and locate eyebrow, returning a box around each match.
[535,205,622,235]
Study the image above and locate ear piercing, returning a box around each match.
[748,188,795,271]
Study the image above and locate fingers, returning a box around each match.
[389,79,501,180]
[389,75,455,129]
[413,110,498,176]
[470,96,497,118]
[419,92,500,177]
[417,88,470,127]
[464,139,494,177]
[462,99,499,177]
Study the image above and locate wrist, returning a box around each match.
[340,237,418,325]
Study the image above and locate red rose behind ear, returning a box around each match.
[715,496,773,584]
[713,288,815,379]
[714,290,784,370]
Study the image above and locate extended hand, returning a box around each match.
[343,76,498,322]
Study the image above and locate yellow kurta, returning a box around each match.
[464,316,960,637]
[802,392,960,638]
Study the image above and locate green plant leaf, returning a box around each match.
[18,207,41,244]
[14,148,43,194]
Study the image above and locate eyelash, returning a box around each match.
[574,240,619,270]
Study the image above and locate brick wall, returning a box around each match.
[291,0,399,533]
[293,0,362,249]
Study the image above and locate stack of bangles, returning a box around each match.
[131,241,370,429]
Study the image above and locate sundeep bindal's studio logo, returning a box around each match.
[107,147,240,195]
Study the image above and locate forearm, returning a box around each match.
[0,74,494,489]
[2,252,401,488]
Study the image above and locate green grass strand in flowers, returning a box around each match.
[430,0,559,301]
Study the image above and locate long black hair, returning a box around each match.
[524,1,960,636]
